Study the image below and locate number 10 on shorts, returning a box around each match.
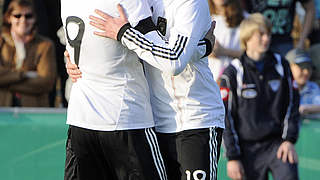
[186,170,206,180]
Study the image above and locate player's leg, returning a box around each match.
[64,125,116,180]
[157,132,182,180]
[177,127,223,180]
[64,126,76,180]
[98,127,168,180]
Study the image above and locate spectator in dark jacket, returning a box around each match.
[220,13,300,180]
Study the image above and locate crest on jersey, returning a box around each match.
[268,80,280,92]
[241,89,257,99]
[157,17,167,36]
[220,87,230,101]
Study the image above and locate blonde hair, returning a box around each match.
[239,13,272,50]
[3,0,37,29]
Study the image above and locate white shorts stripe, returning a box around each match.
[145,128,168,180]
[147,128,168,179]
[209,127,218,180]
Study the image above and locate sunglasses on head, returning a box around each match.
[12,13,34,19]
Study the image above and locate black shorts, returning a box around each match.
[157,127,223,180]
[64,125,167,180]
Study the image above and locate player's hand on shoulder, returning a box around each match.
[65,50,82,83]
[227,160,245,180]
[277,141,298,164]
[89,4,129,40]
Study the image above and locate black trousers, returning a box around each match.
[64,125,167,180]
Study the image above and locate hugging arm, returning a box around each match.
[90,3,214,75]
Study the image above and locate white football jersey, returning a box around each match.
[61,0,154,131]
[121,0,226,133]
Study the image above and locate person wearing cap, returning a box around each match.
[220,13,300,180]
[286,49,320,115]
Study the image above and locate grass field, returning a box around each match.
[0,108,319,180]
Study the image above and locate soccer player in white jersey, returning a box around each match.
[60,0,168,179]
[66,1,225,180]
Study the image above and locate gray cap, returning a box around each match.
[286,49,313,69]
